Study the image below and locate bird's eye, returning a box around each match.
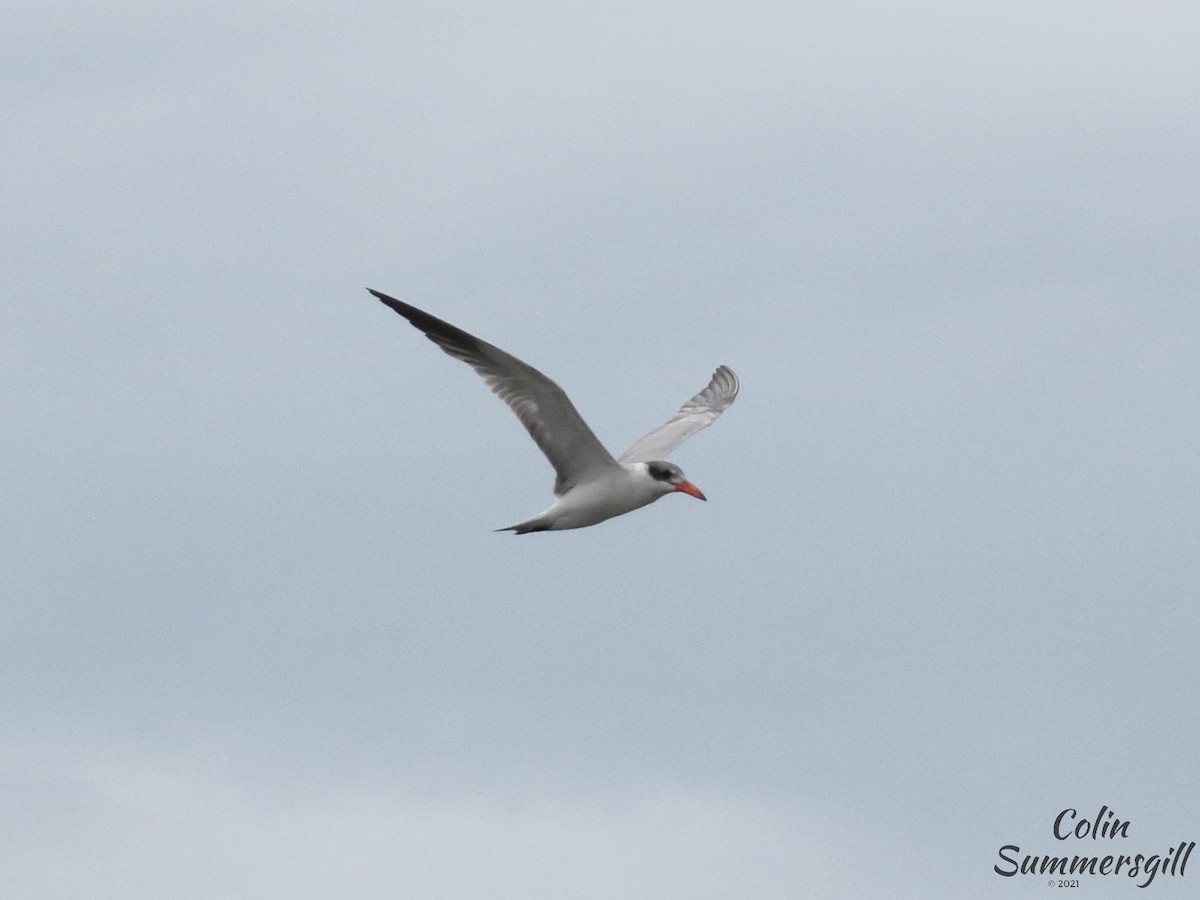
[654,464,679,482]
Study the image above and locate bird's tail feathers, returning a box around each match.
[495,518,551,535]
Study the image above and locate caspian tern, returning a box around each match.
[370,289,738,533]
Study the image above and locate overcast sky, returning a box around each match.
[3,2,1199,898]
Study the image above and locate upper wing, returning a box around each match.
[371,289,620,495]
[618,365,739,463]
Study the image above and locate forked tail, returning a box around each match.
[494,520,551,535]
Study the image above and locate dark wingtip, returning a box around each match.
[367,287,398,306]
[368,290,482,352]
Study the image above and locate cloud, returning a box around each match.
[3,731,887,900]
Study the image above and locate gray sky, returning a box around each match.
[3,2,1198,897]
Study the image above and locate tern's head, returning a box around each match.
[644,460,706,501]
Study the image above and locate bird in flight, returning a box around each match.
[370,289,738,533]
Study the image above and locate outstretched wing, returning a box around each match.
[618,365,739,463]
[371,289,621,495]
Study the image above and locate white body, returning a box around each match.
[512,463,674,532]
